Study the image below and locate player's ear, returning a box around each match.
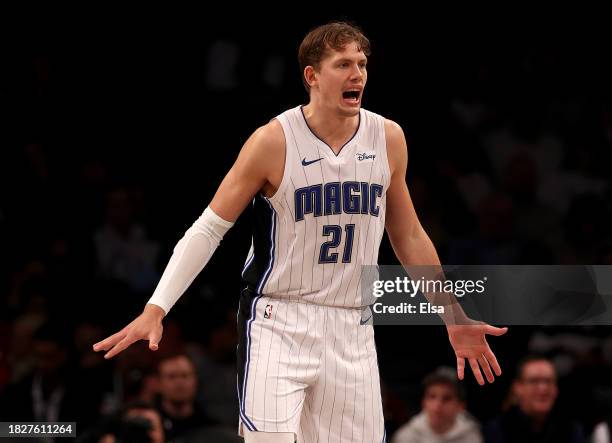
[304,65,317,90]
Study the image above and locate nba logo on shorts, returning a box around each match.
[264,304,273,319]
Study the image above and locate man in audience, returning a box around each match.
[392,366,483,443]
[156,353,216,441]
[94,401,165,443]
[484,355,584,442]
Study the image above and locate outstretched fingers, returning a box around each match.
[148,327,162,351]
[93,329,127,352]
[484,325,508,337]
[457,357,465,380]
[478,354,495,383]
[469,358,485,385]
[104,335,138,359]
[484,348,502,376]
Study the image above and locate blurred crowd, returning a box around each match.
[2,16,612,442]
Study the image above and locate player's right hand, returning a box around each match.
[92,303,165,359]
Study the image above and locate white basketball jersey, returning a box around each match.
[242,105,390,308]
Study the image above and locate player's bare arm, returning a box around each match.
[93,120,285,359]
[383,118,508,386]
[209,119,286,221]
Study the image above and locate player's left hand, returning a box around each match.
[446,322,508,385]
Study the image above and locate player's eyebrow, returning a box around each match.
[335,57,368,64]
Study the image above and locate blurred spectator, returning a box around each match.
[205,40,241,91]
[481,121,564,187]
[121,401,165,443]
[6,313,41,384]
[0,322,99,427]
[156,353,216,442]
[86,400,165,443]
[392,366,482,443]
[501,152,560,252]
[6,259,49,321]
[112,340,160,408]
[93,186,160,293]
[483,355,585,443]
[190,308,240,427]
[592,418,611,443]
[446,194,521,264]
[561,194,611,264]
[381,380,410,438]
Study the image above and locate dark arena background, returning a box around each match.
[2,11,612,442]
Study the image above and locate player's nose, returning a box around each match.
[350,64,364,79]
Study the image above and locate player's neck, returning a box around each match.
[302,102,359,152]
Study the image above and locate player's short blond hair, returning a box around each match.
[298,21,371,93]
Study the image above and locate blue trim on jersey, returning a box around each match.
[241,251,255,279]
[239,293,261,432]
[241,196,256,281]
[239,198,275,432]
[256,197,277,294]
[237,383,257,431]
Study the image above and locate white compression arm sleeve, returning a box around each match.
[147,206,234,315]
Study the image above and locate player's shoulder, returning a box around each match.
[234,118,285,179]
[382,118,408,174]
[358,108,404,141]
[383,118,407,154]
[245,118,285,157]
[251,118,284,144]
[251,118,285,149]
[383,118,405,140]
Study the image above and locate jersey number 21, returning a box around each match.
[319,224,355,264]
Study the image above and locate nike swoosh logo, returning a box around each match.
[360,314,373,325]
[302,157,323,166]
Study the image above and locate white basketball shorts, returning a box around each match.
[236,288,386,442]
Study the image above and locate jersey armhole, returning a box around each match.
[265,116,291,204]
[379,116,392,191]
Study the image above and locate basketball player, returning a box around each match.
[93,22,507,442]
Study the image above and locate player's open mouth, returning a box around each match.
[342,89,361,105]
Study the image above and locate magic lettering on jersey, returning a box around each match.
[294,181,383,221]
